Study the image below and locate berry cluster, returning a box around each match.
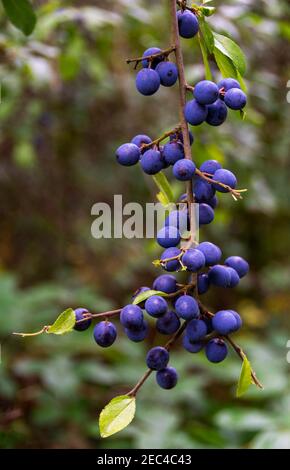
[185,78,247,127]
[73,244,248,388]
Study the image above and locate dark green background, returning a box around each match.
[0,0,290,449]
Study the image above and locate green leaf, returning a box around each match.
[2,0,36,35]
[156,191,170,207]
[198,35,213,81]
[47,308,76,335]
[199,17,214,53]
[152,172,174,206]
[213,32,246,76]
[236,355,253,397]
[132,289,167,305]
[213,48,247,92]
[99,395,136,438]
[199,6,216,17]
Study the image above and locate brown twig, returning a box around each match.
[126,46,176,67]
[128,320,188,397]
[141,125,181,151]
[195,169,248,201]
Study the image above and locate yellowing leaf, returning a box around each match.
[132,289,167,305]
[152,172,174,206]
[236,355,253,397]
[99,395,136,438]
[47,308,76,335]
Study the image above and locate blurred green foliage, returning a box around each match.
[0,0,290,449]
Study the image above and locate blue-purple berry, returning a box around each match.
[156,311,181,335]
[206,338,228,363]
[206,99,228,126]
[156,61,178,87]
[162,141,184,165]
[173,159,196,181]
[199,203,215,225]
[116,143,140,166]
[141,47,164,69]
[136,68,160,96]
[93,321,117,348]
[157,226,181,248]
[186,319,207,342]
[182,248,205,272]
[156,366,178,389]
[141,149,164,174]
[146,346,169,370]
[153,274,177,294]
[194,80,219,105]
[145,295,168,318]
[74,308,92,331]
[175,295,199,320]
[120,304,144,330]
[184,99,208,126]
[160,247,182,272]
[208,264,231,287]
[131,134,152,148]
[213,169,237,193]
[182,335,204,353]
[177,10,199,39]
[197,273,210,295]
[225,256,249,278]
[224,88,247,110]
[196,242,222,266]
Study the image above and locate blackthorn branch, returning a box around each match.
[15,0,263,437]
